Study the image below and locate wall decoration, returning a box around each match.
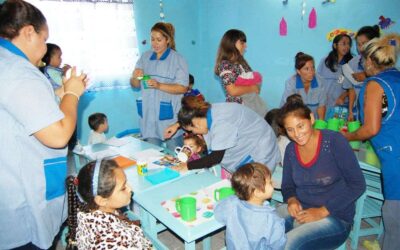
[159,0,165,21]
[301,0,306,20]
[142,40,147,45]
[280,17,287,36]
[326,28,355,41]
[322,0,336,4]
[308,8,317,29]
[378,15,395,29]
[282,0,288,5]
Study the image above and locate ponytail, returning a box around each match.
[65,176,84,250]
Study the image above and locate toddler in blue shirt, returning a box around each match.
[214,163,286,250]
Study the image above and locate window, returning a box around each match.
[28,0,139,90]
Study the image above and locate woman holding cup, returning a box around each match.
[164,96,280,177]
[343,34,400,250]
[130,22,189,152]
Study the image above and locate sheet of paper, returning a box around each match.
[104,136,132,147]
[130,148,165,161]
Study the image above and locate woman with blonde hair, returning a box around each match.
[130,22,189,151]
[343,33,400,250]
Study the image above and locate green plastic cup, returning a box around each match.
[327,118,340,131]
[175,197,196,221]
[142,75,151,89]
[348,121,361,132]
[314,119,327,130]
[214,187,235,201]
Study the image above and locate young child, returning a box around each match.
[214,163,286,250]
[88,113,108,144]
[40,43,71,96]
[265,108,290,164]
[68,159,153,249]
[184,74,205,101]
[183,134,206,162]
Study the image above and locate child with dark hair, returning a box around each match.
[182,133,206,162]
[214,163,286,250]
[88,113,108,144]
[184,74,205,101]
[66,159,152,249]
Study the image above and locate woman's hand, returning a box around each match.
[287,197,303,218]
[164,123,180,139]
[63,67,87,98]
[295,207,330,224]
[133,69,144,79]
[172,162,188,172]
[147,79,160,89]
[348,111,354,121]
[352,72,366,82]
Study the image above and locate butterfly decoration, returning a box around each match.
[378,16,395,30]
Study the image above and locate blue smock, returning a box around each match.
[317,57,349,110]
[214,195,286,250]
[135,48,189,140]
[280,74,327,119]
[203,103,281,173]
[0,38,68,249]
[359,68,400,200]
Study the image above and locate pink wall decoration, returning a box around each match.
[308,8,317,29]
[280,17,287,36]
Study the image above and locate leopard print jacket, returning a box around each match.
[77,210,153,250]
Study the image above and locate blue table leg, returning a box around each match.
[140,207,168,249]
[184,241,196,250]
[202,236,211,250]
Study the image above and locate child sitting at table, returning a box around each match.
[88,112,108,145]
[182,133,206,162]
[70,159,153,249]
[184,74,205,101]
[214,163,286,250]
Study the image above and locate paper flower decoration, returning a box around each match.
[280,17,287,36]
[308,8,317,29]
[378,16,395,30]
[326,28,355,41]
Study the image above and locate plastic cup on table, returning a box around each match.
[175,197,196,221]
[214,187,235,201]
[327,118,340,131]
[314,119,327,130]
[348,121,361,150]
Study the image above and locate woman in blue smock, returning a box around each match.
[281,52,327,120]
[343,34,400,250]
[342,25,380,121]
[130,22,189,151]
[165,96,280,175]
[317,34,353,119]
[0,0,86,249]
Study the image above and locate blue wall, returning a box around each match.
[77,0,400,143]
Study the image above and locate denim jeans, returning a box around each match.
[145,135,183,153]
[277,204,351,250]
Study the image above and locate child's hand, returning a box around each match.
[172,162,188,172]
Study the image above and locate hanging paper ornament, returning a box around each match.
[280,17,287,36]
[326,28,355,41]
[378,16,395,30]
[301,0,306,20]
[308,8,317,29]
[322,0,336,4]
[159,0,165,21]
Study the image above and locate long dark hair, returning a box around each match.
[0,0,46,40]
[324,34,353,72]
[214,29,251,74]
[356,25,380,41]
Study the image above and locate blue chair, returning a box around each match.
[115,128,141,138]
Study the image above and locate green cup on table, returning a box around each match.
[327,118,340,131]
[214,187,235,201]
[314,119,327,130]
[175,197,196,221]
